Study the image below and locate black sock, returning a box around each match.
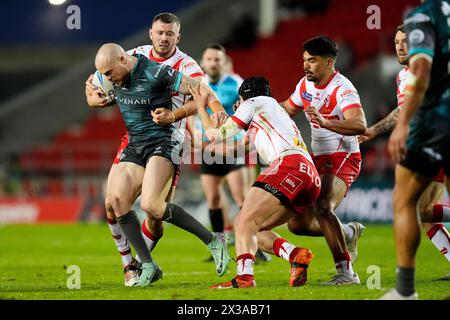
[209,208,224,233]
[117,210,152,263]
[163,203,213,245]
[396,266,415,296]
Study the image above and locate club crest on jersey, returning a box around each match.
[409,29,425,44]
[302,91,313,102]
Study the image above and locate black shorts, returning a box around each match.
[200,162,245,177]
[120,139,181,169]
[401,112,450,177]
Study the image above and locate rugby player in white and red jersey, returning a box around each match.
[85,13,227,287]
[281,36,367,285]
[359,25,450,271]
[191,77,320,288]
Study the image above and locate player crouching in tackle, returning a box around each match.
[93,43,230,286]
[190,77,320,288]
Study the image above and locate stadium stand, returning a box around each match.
[228,0,415,100]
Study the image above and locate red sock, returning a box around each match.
[273,238,286,257]
[333,251,351,263]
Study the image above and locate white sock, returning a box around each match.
[336,260,355,276]
[273,238,296,261]
[236,254,255,276]
[335,252,355,276]
[342,223,354,239]
[107,218,133,267]
[141,220,159,252]
[427,224,450,262]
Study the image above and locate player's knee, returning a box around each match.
[107,193,131,215]
[105,206,116,220]
[287,219,301,235]
[314,199,333,217]
[104,198,114,217]
[206,192,221,208]
[104,193,113,209]
[392,186,403,206]
[234,211,259,233]
[392,187,417,212]
[140,199,165,220]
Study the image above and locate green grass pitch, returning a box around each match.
[0,223,448,300]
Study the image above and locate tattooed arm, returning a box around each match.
[358,107,400,144]
[177,75,224,112]
[371,107,401,135]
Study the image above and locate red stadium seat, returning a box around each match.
[228,0,416,100]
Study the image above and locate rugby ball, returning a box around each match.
[92,70,115,101]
